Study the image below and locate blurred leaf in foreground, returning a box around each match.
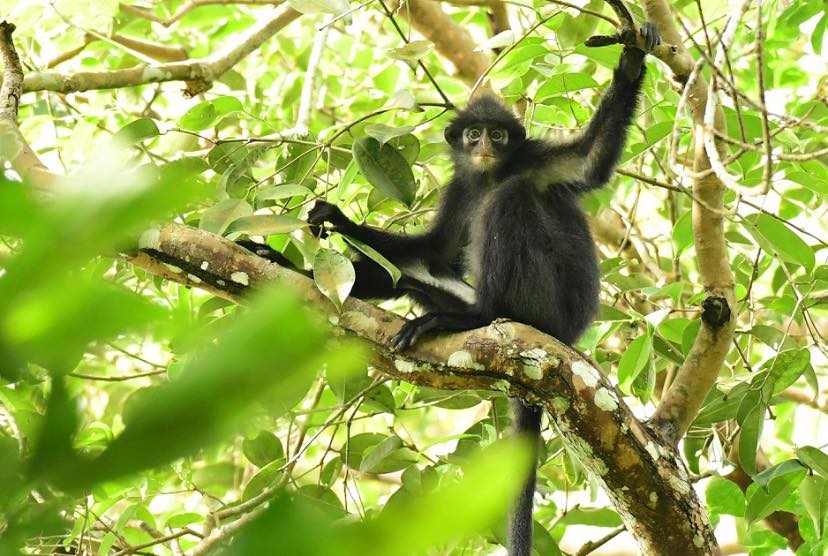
[222,438,531,555]
[32,286,364,491]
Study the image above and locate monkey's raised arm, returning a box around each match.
[531,23,660,192]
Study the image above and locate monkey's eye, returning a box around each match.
[467,129,481,141]
[491,129,506,142]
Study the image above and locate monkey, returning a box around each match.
[240,23,660,556]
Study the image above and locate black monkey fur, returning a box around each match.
[240,24,659,556]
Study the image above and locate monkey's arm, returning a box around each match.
[535,23,660,192]
[307,201,439,260]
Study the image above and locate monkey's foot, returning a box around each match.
[391,314,441,351]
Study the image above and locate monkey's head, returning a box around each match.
[444,94,526,173]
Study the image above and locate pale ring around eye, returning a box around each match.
[468,129,481,140]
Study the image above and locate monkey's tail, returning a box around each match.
[507,398,542,556]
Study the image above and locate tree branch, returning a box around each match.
[21,5,301,96]
[640,0,736,444]
[127,223,719,554]
[390,0,490,85]
[0,21,61,191]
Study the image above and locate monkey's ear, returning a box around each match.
[444,126,461,146]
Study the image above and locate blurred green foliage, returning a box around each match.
[1,0,827,554]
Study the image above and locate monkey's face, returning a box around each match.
[463,125,509,171]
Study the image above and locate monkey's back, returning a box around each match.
[470,177,600,345]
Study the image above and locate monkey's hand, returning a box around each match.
[307,200,352,236]
[619,23,661,80]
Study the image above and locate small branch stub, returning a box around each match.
[701,295,731,328]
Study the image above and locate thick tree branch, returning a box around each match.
[390,0,490,85]
[21,5,301,96]
[120,0,284,27]
[127,223,719,554]
[640,0,736,444]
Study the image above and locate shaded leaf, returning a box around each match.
[353,137,416,206]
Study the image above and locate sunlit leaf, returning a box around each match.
[799,475,828,539]
[387,40,433,61]
[114,118,160,145]
[617,334,652,392]
[199,198,254,235]
[313,248,355,311]
[706,478,746,517]
[180,96,243,131]
[364,124,415,146]
[226,214,307,235]
[745,469,806,525]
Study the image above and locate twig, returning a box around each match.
[576,525,625,556]
[377,0,452,107]
[69,370,166,382]
[754,4,773,194]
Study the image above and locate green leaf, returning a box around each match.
[706,478,746,517]
[243,432,285,467]
[114,118,159,145]
[226,214,308,235]
[359,435,418,474]
[671,210,693,256]
[199,199,254,235]
[208,143,249,173]
[745,469,806,525]
[800,475,828,539]
[617,334,652,391]
[746,213,815,271]
[387,40,433,61]
[180,96,243,131]
[286,0,348,14]
[753,459,807,490]
[764,349,811,394]
[475,30,515,51]
[384,89,418,110]
[535,73,599,100]
[558,507,623,527]
[388,134,420,165]
[500,44,548,70]
[320,456,342,488]
[342,235,401,286]
[353,137,416,206]
[343,433,387,470]
[165,512,202,529]
[738,405,765,476]
[296,485,345,518]
[364,124,416,146]
[313,248,355,311]
[798,446,828,479]
[257,184,313,201]
[243,459,285,501]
